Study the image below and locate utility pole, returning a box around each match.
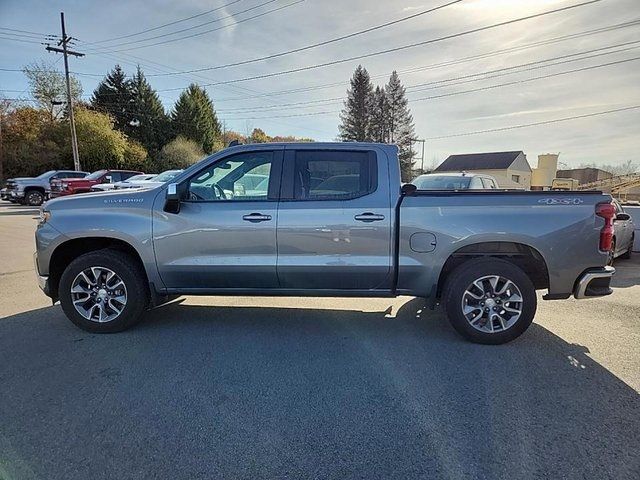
[409,138,426,174]
[45,12,84,171]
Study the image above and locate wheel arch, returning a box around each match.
[48,237,148,299]
[436,241,549,298]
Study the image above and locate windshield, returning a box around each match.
[85,170,108,180]
[125,174,152,183]
[413,175,472,190]
[37,170,57,179]
[154,170,182,183]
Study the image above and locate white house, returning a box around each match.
[434,151,532,189]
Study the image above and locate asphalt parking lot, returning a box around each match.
[1,203,639,480]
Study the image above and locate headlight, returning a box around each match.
[38,209,51,226]
[62,182,69,189]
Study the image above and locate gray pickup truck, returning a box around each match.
[2,170,88,206]
[34,143,617,344]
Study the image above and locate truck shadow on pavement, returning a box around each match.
[0,298,638,480]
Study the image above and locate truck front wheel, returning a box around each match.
[25,190,44,206]
[59,249,149,333]
[442,258,537,344]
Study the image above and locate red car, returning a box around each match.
[49,169,143,198]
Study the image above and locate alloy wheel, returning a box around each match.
[461,275,523,334]
[70,266,128,323]
[27,191,43,206]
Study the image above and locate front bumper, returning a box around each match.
[34,252,51,297]
[0,188,10,200]
[10,190,25,199]
[573,266,615,299]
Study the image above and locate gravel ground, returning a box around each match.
[1,203,639,480]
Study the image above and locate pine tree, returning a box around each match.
[91,65,134,135]
[369,86,389,143]
[129,66,169,158]
[171,84,221,153]
[385,71,415,180]
[338,65,373,142]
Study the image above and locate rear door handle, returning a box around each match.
[242,213,272,222]
[354,212,385,222]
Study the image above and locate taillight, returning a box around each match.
[596,202,615,251]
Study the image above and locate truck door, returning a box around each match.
[153,148,283,289]
[276,147,393,290]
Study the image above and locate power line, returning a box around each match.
[207,54,640,118]
[149,0,605,90]
[38,48,640,121]
[0,26,53,36]
[81,42,336,136]
[212,43,640,113]
[205,18,640,102]
[407,42,640,92]
[142,0,464,76]
[83,0,245,45]
[0,35,47,45]
[424,105,640,140]
[410,55,640,101]
[0,30,53,40]
[83,0,301,53]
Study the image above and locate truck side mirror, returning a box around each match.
[401,183,417,195]
[164,183,181,214]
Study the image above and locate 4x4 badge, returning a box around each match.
[538,198,584,205]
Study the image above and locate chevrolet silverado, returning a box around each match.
[34,143,616,344]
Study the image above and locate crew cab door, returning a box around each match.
[153,148,283,289]
[276,147,393,290]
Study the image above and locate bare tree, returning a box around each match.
[23,61,82,121]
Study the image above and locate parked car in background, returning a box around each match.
[49,169,143,198]
[411,172,499,190]
[608,199,635,265]
[35,143,616,345]
[90,174,157,192]
[114,169,183,190]
[1,170,88,206]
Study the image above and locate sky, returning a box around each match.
[1,0,639,169]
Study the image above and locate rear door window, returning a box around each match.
[481,178,497,189]
[106,172,122,183]
[292,150,376,200]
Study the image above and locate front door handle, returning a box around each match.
[243,213,272,222]
[354,212,385,222]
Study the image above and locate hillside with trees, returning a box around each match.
[0,64,315,179]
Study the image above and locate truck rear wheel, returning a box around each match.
[59,249,149,333]
[442,258,537,344]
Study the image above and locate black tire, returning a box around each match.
[59,249,149,333]
[621,237,633,260]
[25,190,44,206]
[442,258,537,345]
